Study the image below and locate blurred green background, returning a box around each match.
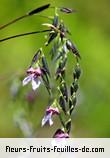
[0,0,110,137]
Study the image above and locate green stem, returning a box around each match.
[0,29,50,43]
[0,14,28,30]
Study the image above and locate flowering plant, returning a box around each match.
[0,3,81,138]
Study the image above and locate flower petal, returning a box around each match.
[41,116,48,126]
[31,78,41,90]
[41,112,53,126]
[49,118,53,126]
[22,76,32,86]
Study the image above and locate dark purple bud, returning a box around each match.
[59,95,66,114]
[73,65,81,80]
[59,23,71,41]
[70,82,79,95]
[65,119,71,134]
[69,108,73,115]
[59,23,71,35]
[53,129,69,138]
[42,56,50,76]
[56,69,65,81]
[53,16,58,27]
[46,32,58,46]
[30,49,41,66]
[59,57,67,70]
[60,7,75,14]
[28,4,50,15]
[72,95,77,106]
[66,39,81,58]
[56,58,66,76]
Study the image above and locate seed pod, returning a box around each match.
[69,98,74,115]
[56,69,65,81]
[70,82,79,95]
[59,23,71,35]
[56,58,67,80]
[65,119,71,134]
[46,32,58,46]
[72,95,77,106]
[60,7,74,14]
[59,95,66,114]
[60,82,68,102]
[30,49,41,66]
[66,39,81,58]
[59,23,65,41]
[69,108,73,115]
[69,98,72,109]
[42,56,50,76]
[73,65,81,80]
[59,23,71,41]
[53,16,58,27]
[28,4,50,15]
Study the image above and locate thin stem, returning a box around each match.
[0,14,28,30]
[0,14,52,31]
[0,29,50,43]
[0,4,51,30]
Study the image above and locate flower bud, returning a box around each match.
[28,4,50,15]
[60,7,74,14]
[66,39,81,58]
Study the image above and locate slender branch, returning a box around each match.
[0,4,50,30]
[0,30,50,43]
[0,15,28,30]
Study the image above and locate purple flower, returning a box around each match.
[53,129,69,138]
[22,67,42,90]
[42,107,60,126]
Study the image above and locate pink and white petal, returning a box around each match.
[22,76,32,86]
[41,116,47,127]
[41,113,52,126]
[31,78,41,90]
[49,118,53,126]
